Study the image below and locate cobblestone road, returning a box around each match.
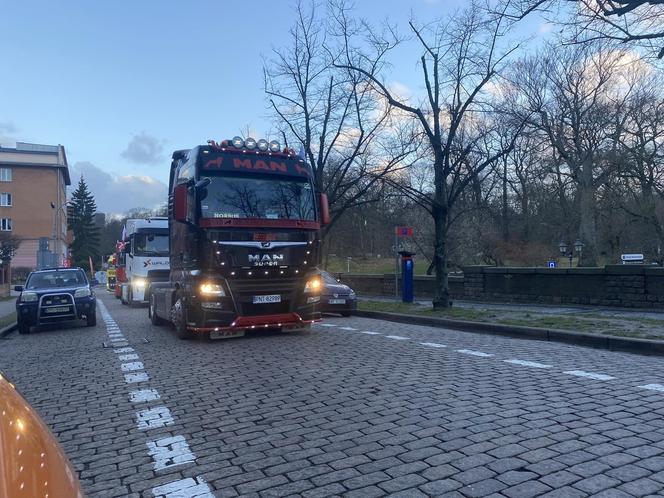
[1,292,664,497]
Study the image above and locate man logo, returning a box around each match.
[248,254,284,266]
[260,242,271,248]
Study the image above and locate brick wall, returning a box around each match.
[340,265,664,309]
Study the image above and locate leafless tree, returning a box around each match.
[333,1,525,307]
[263,1,413,235]
[513,43,631,265]
[505,0,664,58]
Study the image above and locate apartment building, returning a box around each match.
[0,142,71,270]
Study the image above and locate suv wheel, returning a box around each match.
[17,319,30,335]
[86,312,97,327]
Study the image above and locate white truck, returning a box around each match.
[120,217,170,306]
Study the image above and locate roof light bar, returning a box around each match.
[257,139,269,152]
[231,136,244,148]
[269,140,280,152]
[245,137,257,150]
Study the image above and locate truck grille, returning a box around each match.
[228,277,300,315]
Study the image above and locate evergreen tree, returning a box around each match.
[69,177,100,272]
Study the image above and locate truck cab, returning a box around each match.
[149,137,329,339]
[119,218,170,306]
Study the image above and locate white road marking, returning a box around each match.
[114,347,134,354]
[119,353,139,361]
[121,362,144,372]
[110,337,127,342]
[340,326,357,330]
[639,384,664,393]
[318,323,338,327]
[125,372,149,383]
[564,370,615,381]
[136,406,174,431]
[129,389,161,403]
[386,335,409,340]
[456,349,493,357]
[147,435,196,470]
[420,342,447,348]
[505,359,552,369]
[361,331,381,335]
[151,477,214,497]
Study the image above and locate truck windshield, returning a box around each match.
[133,233,169,256]
[200,175,315,221]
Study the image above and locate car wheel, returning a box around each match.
[149,294,166,326]
[171,296,193,339]
[86,312,97,327]
[17,319,30,335]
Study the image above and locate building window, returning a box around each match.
[0,218,11,231]
[0,169,12,182]
[0,193,12,207]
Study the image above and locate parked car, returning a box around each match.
[0,371,84,497]
[14,268,97,335]
[320,271,357,316]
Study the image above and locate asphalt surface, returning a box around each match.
[1,291,664,497]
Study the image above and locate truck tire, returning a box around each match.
[120,286,128,305]
[128,287,137,308]
[17,319,30,335]
[171,296,193,339]
[149,294,167,326]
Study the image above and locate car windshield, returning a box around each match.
[133,232,169,256]
[200,175,315,221]
[26,270,88,290]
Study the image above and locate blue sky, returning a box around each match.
[0,0,544,214]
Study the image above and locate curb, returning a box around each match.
[0,321,17,338]
[353,310,664,357]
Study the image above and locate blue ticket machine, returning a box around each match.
[399,251,415,303]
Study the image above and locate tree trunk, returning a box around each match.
[578,162,598,266]
[432,203,450,308]
[502,161,509,242]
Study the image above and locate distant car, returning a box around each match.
[14,268,97,335]
[320,271,357,316]
[0,371,84,497]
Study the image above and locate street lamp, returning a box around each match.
[559,239,584,268]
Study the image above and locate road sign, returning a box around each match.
[621,253,644,264]
[547,261,557,268]
[395,226,414,237]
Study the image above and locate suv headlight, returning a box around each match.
[75,288,91,298]
[200,283,225,296]
[304,276,322,293]
[20,292,38,303]
[349,290,356,299]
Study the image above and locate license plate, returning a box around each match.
[328,299,346,305]
[253,294,281,304]
[45,306,70,313]
[210,330,246,340]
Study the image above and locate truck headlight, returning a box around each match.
[20,292,38,303]
[133,278,147,288]
[200,283,225,296]
[74,288,91,298]
[304,276,322,293]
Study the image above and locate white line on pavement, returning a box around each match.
[456,349,494,357]
[318,323,338,327]
[151,477,214,498]
[119,353,140,361]
[121,362,144,372]
[125,372,149,383]
[129,389,161,403]
[638,384,664,393]
[114,347,135,354]
[504,359,552,369]
[420,342,447,348]
[339,326,358,330]
[385,335,410,340]
[361,331,381,335]
[564,370,615,381]
[136,406,174,431]
[147,435,196,471]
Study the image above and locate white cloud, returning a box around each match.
[121,132,165,165]
[0,121,20,147]
[70,161,167,216]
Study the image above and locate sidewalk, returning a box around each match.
[0,294,16,336]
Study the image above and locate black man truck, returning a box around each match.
[148,137,328,339]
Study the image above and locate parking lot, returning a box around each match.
[1,292,664,497]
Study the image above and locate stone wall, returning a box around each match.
[339,265,664,308]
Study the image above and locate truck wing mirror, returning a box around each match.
[173,184,188,223]
[318,193,330,226]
